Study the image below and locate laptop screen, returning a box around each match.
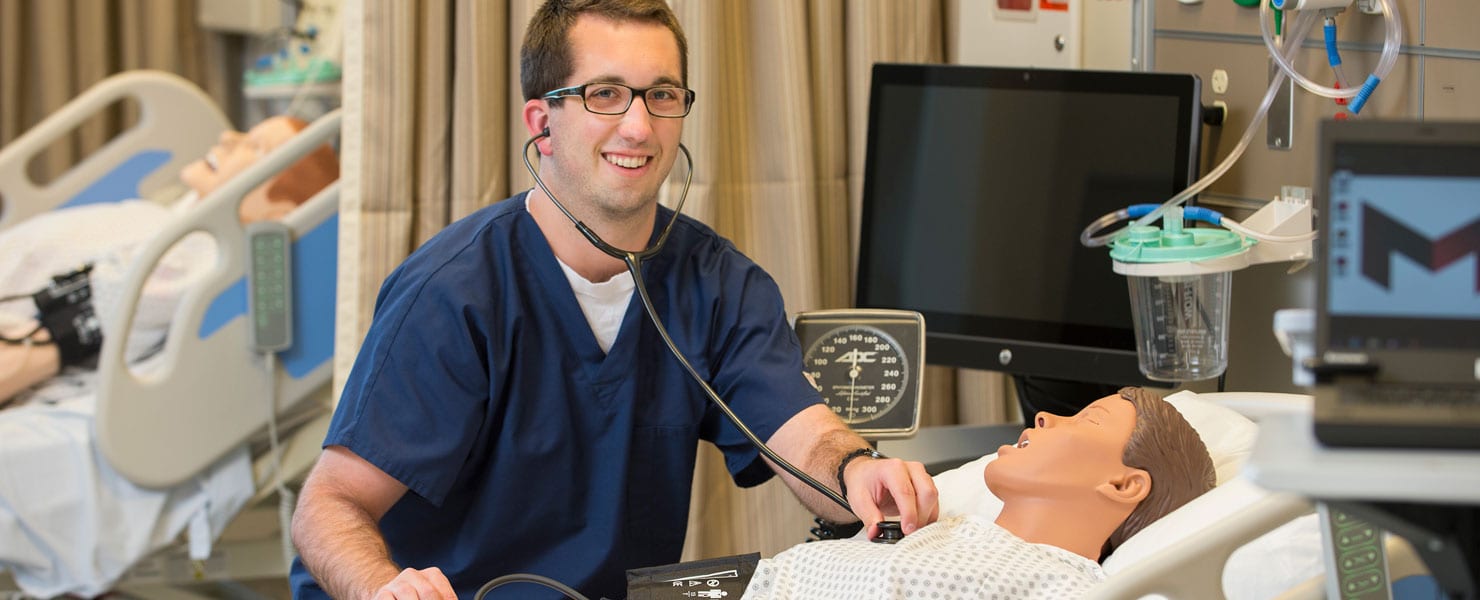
[1317,120,1480,385]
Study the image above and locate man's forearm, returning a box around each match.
[292,490,403,599]
[765,418,869,524]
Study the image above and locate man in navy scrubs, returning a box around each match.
[289,1,939,598]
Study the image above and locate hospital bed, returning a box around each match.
[0,71,340,598]
[896,390,1431,600]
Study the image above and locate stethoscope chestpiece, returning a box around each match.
[871,521,904,544]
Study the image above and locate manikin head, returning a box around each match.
[179,116,339,224]
[984,387,1215,561]
[520,0,690,223]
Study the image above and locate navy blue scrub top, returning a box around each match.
[290,192,820,599]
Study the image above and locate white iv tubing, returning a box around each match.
[1081,1,1402,248]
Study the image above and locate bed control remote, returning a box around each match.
[1319,504,1391,600]
[246,221,294,353]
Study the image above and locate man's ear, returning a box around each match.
[1096,467,1151,506]
[523,98,553,156]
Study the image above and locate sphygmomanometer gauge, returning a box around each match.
[794,309,924,439]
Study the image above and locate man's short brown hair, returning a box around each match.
[519,0,689,102]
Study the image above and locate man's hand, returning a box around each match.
[843,455,939,539]
[372,567,457,600]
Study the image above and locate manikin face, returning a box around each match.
[529,15,685,221]
[983,394,1139,499]
[179,117,300,199]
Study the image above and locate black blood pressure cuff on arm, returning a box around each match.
[626,552,761,600]
[33,265,103,367]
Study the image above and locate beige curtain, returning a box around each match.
[339,0,1016,563]
[0,0,228,183]
[334,0,517,391]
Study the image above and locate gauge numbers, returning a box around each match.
[795,310,924,438]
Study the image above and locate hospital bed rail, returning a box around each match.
[0,71,229,229]
[0,70,342,599]
[95,110,343,489]
[1083,392,1431,599]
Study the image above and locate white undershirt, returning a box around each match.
[529,197,634,353]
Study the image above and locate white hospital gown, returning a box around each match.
[743,515,1105,600]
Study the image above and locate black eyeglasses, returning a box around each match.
[542,82,696,118]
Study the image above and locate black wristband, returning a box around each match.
[835,447,884,502]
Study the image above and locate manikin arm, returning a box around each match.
[292,446,457,600]
[0,323,60,405]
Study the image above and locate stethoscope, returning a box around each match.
[520,129,853,512]
[474,131,898,600]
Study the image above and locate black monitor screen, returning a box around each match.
[856,64,1202,386]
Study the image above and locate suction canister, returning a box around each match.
[1110,207,1254,382]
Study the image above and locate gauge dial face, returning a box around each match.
[802,325,910,424]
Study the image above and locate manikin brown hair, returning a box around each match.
[519,0,689,102]
[1103,386,1216,558]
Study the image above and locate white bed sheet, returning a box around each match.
[0,364,254,599]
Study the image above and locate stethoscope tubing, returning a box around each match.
[521,131,853,514]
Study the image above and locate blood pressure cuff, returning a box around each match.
[626,552,761,600]
[33,264,103,367]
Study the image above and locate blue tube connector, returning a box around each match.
[1350,74,1382,114]
[1125,204,1223,226]
[1183,206,1224,226]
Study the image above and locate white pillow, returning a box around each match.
[929,390,1322,600]
[1163,390,1259,485]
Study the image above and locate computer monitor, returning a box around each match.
[855,63,1203,389]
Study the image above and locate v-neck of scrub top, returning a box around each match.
[512,196,670,385]
[555,256,634,354]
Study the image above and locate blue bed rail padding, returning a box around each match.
[59,150,172,209]
[197,213,338,379]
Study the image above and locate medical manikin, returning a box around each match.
[0,116,339,405]
[743,387,1216,600]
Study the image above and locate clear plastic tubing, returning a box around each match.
[1082,10,1318,248]
[1325,17,1351,90]
[1082,1,1401,248]
[1263,0,1401,106]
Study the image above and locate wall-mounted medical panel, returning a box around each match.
[1425,57,1480,119]
[1425,1,1480,52]
[1155,38,1421,209]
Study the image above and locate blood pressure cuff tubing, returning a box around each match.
[33,264,103,367]
[626,552,761,600]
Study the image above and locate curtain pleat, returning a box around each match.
[414,0,453,243]
[451,0,509,221]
